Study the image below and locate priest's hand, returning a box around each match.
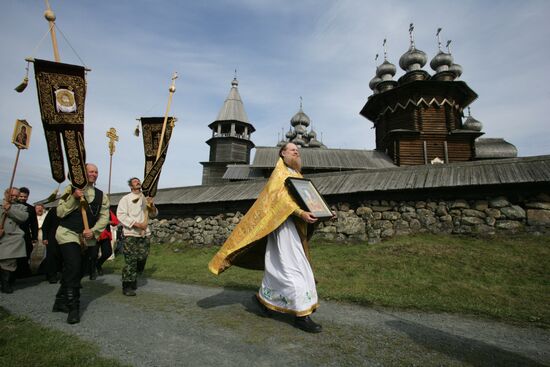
[301,211,318,224]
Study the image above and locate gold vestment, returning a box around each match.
[208,158,309,275]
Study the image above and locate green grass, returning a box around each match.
[106,233,550,328]
[0,308,128,367]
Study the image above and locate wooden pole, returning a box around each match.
[43,2,90,237]
[108,154,113,196]
[106,128,118,197]
[0,148,22,235]
[155,72,178,160]
[44,0,61,62]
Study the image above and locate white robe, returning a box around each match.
[258,218,318,316]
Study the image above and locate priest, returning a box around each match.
[209,142,323,333]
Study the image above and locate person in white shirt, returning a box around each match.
[116,177,158,296]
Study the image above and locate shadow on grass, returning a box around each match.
[80,279,117,314]
[387,319,548,367]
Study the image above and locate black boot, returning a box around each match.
[122,281,136,296]
[47,273,59,284]
[52,285,69,313]
[136,259,146,275]
[0,269,13,294]
[294,315,322,333]
[96,265,104,276]
[66,288,80,324]
[131,280,137,290]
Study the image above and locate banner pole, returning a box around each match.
[44,0,61,62]
[0,148,22,235]
[155,72,178,160]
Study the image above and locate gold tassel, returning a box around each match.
[134,124,140,137]
[14,61,30,93]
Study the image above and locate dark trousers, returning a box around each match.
[14,237,33,277]
[59,242,83,288]
[45,239,63,279]
[95,238,113,269]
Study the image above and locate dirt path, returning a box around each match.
[1,275,549,366]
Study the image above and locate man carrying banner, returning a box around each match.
[209,143,324,333]
[0,187,28,294]
[53,163,109,324]
[116,177,158,296]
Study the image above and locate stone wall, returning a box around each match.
[148,194,550,246]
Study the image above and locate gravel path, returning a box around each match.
[1,274,549,367]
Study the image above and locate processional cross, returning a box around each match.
[106,127,119,195]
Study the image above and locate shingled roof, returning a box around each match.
[251,146,396,170]
[475,138,518,160]
[106,155,550,207]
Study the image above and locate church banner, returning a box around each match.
[33,59,87,189]
[140,117,175,197]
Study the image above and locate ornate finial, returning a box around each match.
[231,70,239,87]
[436,28,443,51]
[44,0,56,21]
[446,40,452,54]
[299,96,303,110]
[409,23,415,48]
[383,38,388,60]
[106,127,119,156]
[169,72,178,93]
[467,106,471,116]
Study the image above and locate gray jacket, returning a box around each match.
[0,202,28,260]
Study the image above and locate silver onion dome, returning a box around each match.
[430,51,453,73]
[293,136,306,146]
[308,138,322,148]
[449,63,463,78]
[290,109,311,127]
[294,124,307,135]
[369,74,382,91]
[399,46,427,72]
[463,109,482,131]
[376,60,397,81]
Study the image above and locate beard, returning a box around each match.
[284,155,302,172]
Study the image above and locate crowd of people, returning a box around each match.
[0,163,157,325]
[1,144,329,333]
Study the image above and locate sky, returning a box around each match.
[1,0,549,203]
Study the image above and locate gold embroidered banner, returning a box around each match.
[34,59,87,188]
[139,117,175,197]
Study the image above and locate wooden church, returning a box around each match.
[360,27,486,166]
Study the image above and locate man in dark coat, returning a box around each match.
[15,186,38,278]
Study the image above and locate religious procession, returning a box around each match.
[0,1,332,334]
